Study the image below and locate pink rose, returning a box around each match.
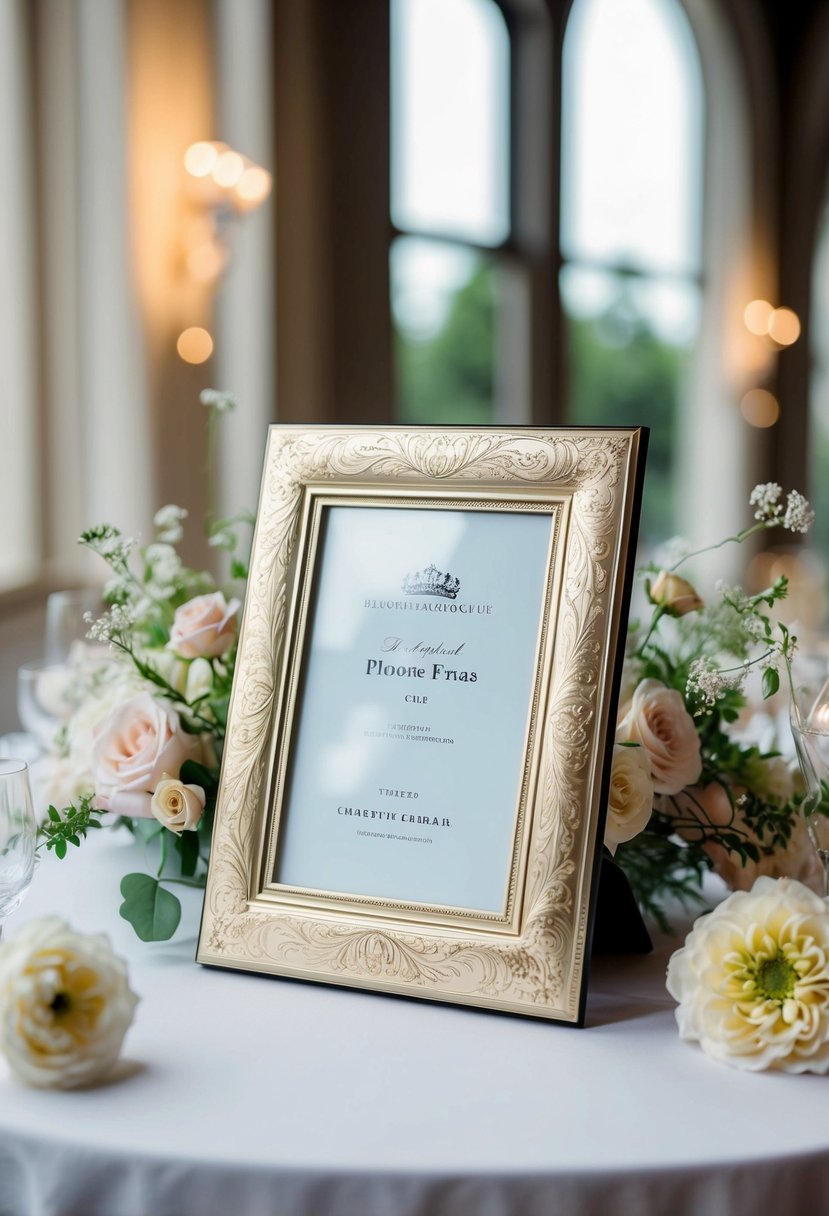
[617,678,702,796]
[168,592,240,659]
[91,692,202,818]
[668,782,824,894]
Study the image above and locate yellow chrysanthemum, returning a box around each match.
[667,877,829,1072]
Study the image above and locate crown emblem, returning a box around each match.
[402,564,461,600]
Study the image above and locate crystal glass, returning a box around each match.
[17,662,71,754]
[790,658,829,898]
[44,587,102,665]
[0,759,37,939]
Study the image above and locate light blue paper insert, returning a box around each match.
[275,505,553,913]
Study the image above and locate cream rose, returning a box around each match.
[0,917,138,1089]
[151,776,205,834]
[91,692,202,818]
[168,591,240,659]
[617,678,702,795]
[648,570,704,617]
[667,877,829,1072]
[604,744,654,854]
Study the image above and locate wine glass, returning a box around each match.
[790,659,829,898]
[16,662,70,754]
[0,759,37,940]
[44,587,102,665]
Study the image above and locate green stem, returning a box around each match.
[669,520,771,574]
[634,606,667,659]
[156,831,168,878]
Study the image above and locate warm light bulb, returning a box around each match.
[184,142,219,178]
[740,388,779,428]
[235,166,272,206]
[744,299,774,336]
[213,150,245,189]
[768,306,801,346]
[177,327,214,364]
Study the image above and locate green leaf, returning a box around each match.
[230,559,248,581]
[119,873,181,941]
[47,805,61,823]
[762,666,780,699]
[179,759,216,789]
[173,829,201,878]
[54,839,67,860]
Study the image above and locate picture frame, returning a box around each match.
[197,425,647,1024]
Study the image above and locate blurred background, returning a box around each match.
[2,0,829,722]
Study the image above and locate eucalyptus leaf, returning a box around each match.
[119,873,181,941]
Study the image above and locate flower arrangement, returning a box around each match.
[39,392,251,941]
[612,483,823,926]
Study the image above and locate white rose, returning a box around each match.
[91,692,202,818]
[151,777,206,834]
[617,678,702,796]
[604,744,653,854]
[168,592,240,659]
[0,917,138,1089]
[667,877,829,1072]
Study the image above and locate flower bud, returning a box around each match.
[648,570,703,617]
[151,776,206,834]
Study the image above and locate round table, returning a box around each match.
[1,832,827,1216]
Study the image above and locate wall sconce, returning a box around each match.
[176,141,273,361]
[743,299,801,347]
[739,299,801,430]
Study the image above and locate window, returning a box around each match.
[561,0,704,543]
[390,0,512,426]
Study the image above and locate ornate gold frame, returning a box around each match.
[197,426,647,1024]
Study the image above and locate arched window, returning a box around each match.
[390,0,512,425]
[561,0,705,543]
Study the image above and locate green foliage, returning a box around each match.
[615,500,814,926]
[614,824,710,934]
[39,797,104,859]
[119,873,182,942]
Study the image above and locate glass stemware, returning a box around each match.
[16,662,70,755]
[0,759,37,940]
[44,587,102,665]
[790,665,829,899]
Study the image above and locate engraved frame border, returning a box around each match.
[197,425,646,1025]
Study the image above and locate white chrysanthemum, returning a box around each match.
[667,877,829,1072]
[0,917,138,1088]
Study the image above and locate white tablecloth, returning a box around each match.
[1,832,828,1216]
